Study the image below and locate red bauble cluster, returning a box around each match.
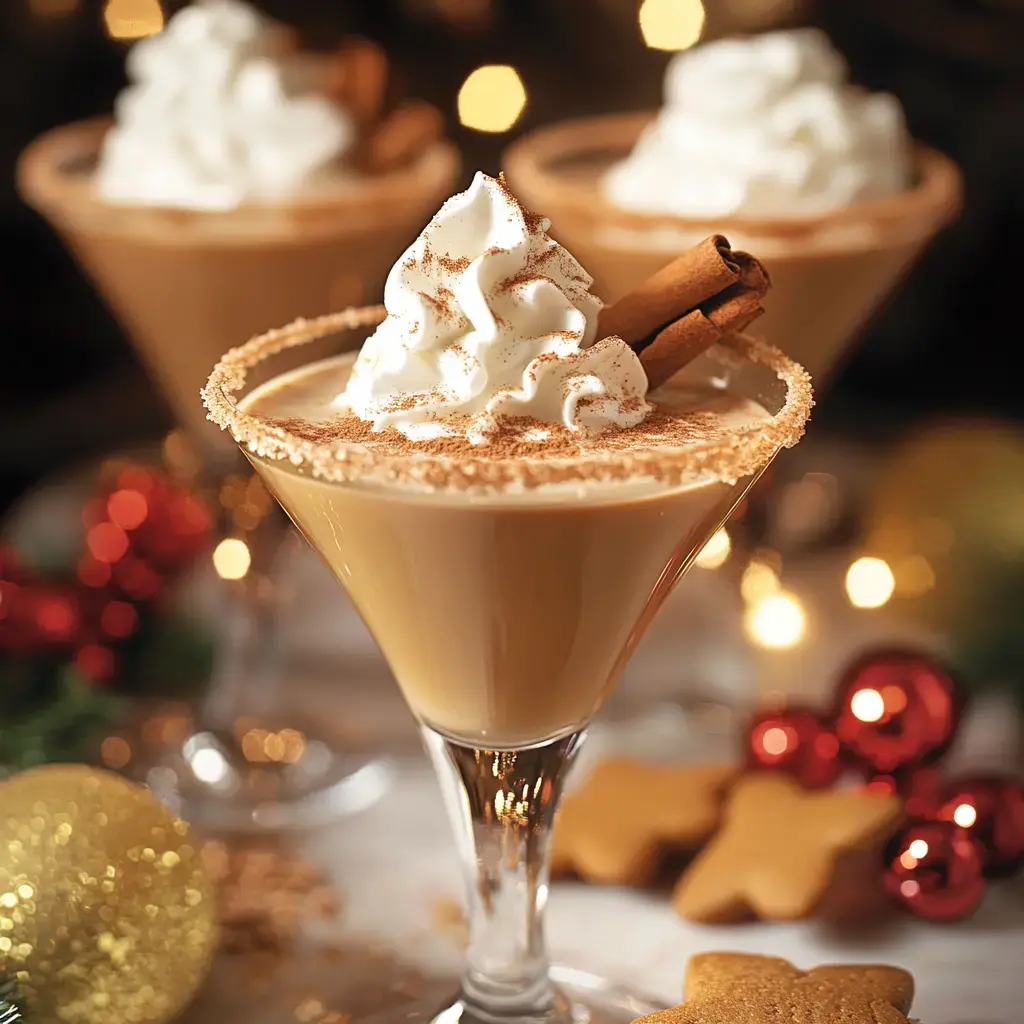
[883,821,987,922]
[834,651,961,773]
[746,707,843,790]
[745,648,1024,922]
[0,463,212,683]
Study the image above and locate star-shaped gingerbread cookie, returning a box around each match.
[635,952,914,1024]
[550,759,737,886]
[672,772,903,921]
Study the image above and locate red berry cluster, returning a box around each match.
[745,650,1024,922]
[0,463,211,684]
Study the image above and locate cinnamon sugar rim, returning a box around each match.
[202,305,813,493]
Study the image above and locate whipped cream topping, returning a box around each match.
[604,28,910,218]
[97,0,355,211]
[338,172,652,443]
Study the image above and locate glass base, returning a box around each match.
[357,967,662,1024]
[181,942,662,1024]
[114,710,392,832]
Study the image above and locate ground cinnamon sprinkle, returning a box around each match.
[202,307,812,494]
[437,254,471,273]
[263,397,760,463]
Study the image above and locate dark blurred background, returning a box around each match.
[3,0,1024,514]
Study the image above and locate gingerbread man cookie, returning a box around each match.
[672,772,903,922]
[635,952,915,1024]
[550,759,737,886]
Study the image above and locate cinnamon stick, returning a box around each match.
[365,100,444,174]
[598,236,770,391]
[324,37,389,128]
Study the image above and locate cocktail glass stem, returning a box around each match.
[422,727,586,1024]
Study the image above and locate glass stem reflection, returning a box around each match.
[422,728,585,1024]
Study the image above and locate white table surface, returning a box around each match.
[181,748,1023,1024]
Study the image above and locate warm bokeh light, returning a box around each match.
[740,558,780,605]
[100,600,139,640]
[212,538,251,580]
[189,746,229,784]
[107,488,149,530]
[845,556,895,609]
[908,838,930,860]
[695,528,731,569]
[87,522,130,564]
[36,596,77,639]
[162,429,203,479]
[953,802,978,828]
[894,554,936,597]
[241,728,271,764]
[639,0,705,51]
[850,687,885,723]
[760,725,792,758]
[457,65,527,132]
[744,592,806,650]
[278,728,307,763]
[100,735,132,769]
[103,0,164,39]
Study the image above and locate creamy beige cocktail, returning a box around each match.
[203,172,811,1022]
[241,350,774,746]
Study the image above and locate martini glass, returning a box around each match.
[203,308,811,1022]
[504,112,961,384]
[18,119,459,831]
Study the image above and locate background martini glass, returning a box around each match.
[503,112,961,385]
[17,118,459,831]
[203,308,811,1022]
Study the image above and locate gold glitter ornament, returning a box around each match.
[0,765,217,1024]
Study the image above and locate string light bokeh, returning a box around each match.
[457,64,528,132]
[212,538,251,581]
[744,591,806,650]
[638,0,705,51]
[695,528,731,570]
[103,0,164,39]
[846,556,896,609]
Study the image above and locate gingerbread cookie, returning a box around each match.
[672,773,903,922]
[550,759,737,886]
[635,952,914,1024]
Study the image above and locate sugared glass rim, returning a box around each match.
[202,306,813,493]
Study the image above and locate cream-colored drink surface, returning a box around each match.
[241,353,768,745]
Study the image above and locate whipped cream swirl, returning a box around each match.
[339,172,651,442]
[97,0,355,211]
[605,28,910,218]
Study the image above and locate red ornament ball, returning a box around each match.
[883,820,986,921]
[865,766,942,819]
[834,650,960,774]
[937,776,1024,879]
[746,706,843,789]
